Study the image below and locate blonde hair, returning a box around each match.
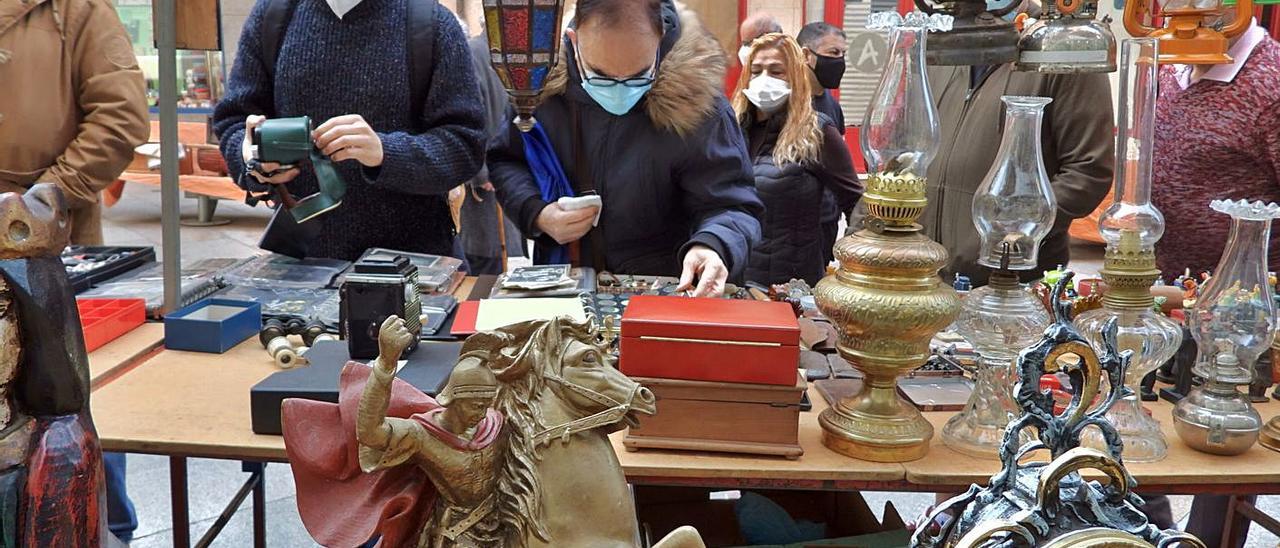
[731,33,823,166]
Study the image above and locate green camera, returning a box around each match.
[251,116,346,223]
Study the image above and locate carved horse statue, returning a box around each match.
[476,317,703,548]
[285,315,704,547]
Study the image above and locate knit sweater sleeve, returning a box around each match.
[362,7,485,195]
[211,0,275,193]
[1266,98,1280,190]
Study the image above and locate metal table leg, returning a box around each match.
[249,461,267,548]
[181,194,231,227]
[193,462,267,548]
[170,456,190,548]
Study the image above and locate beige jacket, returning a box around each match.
[0,0,148,245]
[923,64,1114,286]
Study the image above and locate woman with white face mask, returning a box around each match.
[731,33,864,286]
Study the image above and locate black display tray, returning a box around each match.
[250,339,461,435]
[62,246,156,293]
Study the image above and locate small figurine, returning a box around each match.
[1160,323,1200,404]
[953,274,972,292]
[1250,347,1274,404]
[283,316,704,547]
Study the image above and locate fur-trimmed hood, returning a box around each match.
[541,0,727,137]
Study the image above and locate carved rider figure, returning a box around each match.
[356,316,506,547]
[283,316,506,548]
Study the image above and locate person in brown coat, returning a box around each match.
[0,0,149,245]
[922,63,1114,287]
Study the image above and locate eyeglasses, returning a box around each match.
[574,42,658,88]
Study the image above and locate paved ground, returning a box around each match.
[101,183,1278,546]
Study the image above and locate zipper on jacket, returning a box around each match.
[934,70,974,238]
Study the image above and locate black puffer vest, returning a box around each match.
[746,154,826,286]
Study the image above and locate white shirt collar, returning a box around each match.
[1175,19,1267,89]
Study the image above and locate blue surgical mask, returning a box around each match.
[581,80,652,116]
[574,41,657,116]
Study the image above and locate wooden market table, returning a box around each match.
[83,271,1280,545]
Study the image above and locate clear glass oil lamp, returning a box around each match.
[1076,39,1181,463]
[814,11,962,463]
[1124,0,1254,64]
[943,245,1050,458]
[1017,0,1117,73]
[1173,199,1280,456]
[972,96,1057,271]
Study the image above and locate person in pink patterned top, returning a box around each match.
[1152,12,1280,281]
[1152,14,1278,544]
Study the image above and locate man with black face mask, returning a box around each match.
[797,21,850,266]
[797,22,848,133]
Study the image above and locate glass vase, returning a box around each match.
[972,96,1057,271]
[943,271,1050,458]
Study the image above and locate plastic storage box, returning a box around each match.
[76,298,146,352]
[164,298,262,353]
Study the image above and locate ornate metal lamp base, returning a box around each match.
[819,395,933,462]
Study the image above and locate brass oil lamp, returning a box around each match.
[483,0,568,131]
[814,11,961,463]
[1124,0,1254,64]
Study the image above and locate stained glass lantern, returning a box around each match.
[484,0,567,132]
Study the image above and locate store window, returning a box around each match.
[116,0,225,113]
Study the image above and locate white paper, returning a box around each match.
[475,298,586,331]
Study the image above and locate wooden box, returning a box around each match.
[624,372,806,459]
[619,296,800,386]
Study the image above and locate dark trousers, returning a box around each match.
[1141,495,1175,530]
[466,254,504,276]
[105,452,137,542]
[1187,495,1254,548]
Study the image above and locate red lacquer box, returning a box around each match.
[619,296,800,386]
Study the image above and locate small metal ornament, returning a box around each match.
[911,274,1203,548]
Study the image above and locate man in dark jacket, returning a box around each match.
[212,0,485,261]
[797,21,850,266]
[460,32,525,275]
[924,64,1113,286]
[489,0,764,297]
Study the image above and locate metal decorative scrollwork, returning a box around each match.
[911,273,1205,548]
